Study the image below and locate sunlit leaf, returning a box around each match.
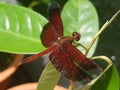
[62,0,99,57]
[0,4,47,54]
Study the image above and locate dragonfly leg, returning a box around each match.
[68,80,76,90]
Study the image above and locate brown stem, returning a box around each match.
[0,54,24,83]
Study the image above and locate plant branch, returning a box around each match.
[0,54,24,83]
[85,10,120,55]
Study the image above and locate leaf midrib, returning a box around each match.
[0,29,40,43]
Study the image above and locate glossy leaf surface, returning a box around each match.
[0,4,47,54]
[62,0,99,57]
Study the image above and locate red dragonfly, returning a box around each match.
[23,0,103,81]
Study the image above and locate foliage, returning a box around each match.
[0,0,119,90]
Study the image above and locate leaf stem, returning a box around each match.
[90,56,112,84]
[85,10,120,55]
[28,1,40,9]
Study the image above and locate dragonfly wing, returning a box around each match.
[40,0,63,47]
[48,0,63,37]
[49,47,91,81]
[40,23,58,47]
[22,45,58,64]
[61,42,103,79]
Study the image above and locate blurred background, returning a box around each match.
[0,0,120,89]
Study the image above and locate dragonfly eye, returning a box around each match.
[72,32,81,41]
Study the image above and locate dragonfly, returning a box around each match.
[23,0,103,82]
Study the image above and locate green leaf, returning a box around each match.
[37,62,60,90]
[62,0,99,57]
[0,3,47,54]
[78,64,119,90]
[91,64,119,90]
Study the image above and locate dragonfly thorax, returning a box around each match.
[56,32,80,45]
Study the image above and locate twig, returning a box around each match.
[0,54,24,83]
